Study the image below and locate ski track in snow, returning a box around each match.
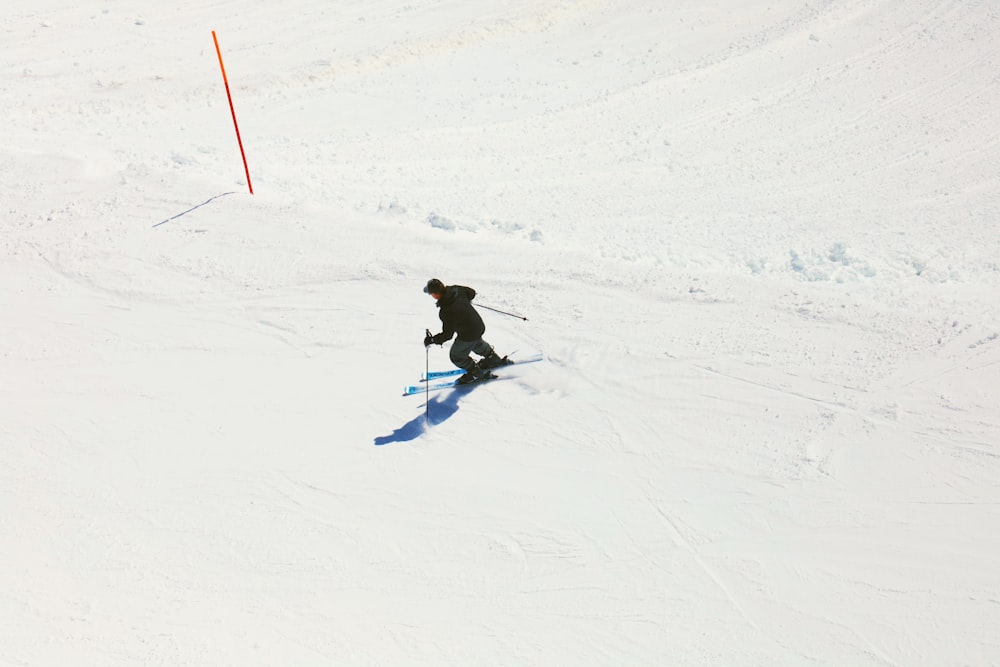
[2,0,1000,665]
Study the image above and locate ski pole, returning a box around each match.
[477,304,528,321]
[424,329,432,421]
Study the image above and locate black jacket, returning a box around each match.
[433,285,485,343]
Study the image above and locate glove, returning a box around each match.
[423,334,434,347]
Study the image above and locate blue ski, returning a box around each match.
[403,373,498,396]
[421,353,543,381]
[404,353,543,397]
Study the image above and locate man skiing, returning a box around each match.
[423,278,506,384]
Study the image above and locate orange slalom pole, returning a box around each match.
[212,31,253,195]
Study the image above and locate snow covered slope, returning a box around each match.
[2,1,998,665]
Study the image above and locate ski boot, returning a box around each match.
[479,351,508,370]
[455,362,485,385]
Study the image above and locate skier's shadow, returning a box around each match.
[373,386,475,446]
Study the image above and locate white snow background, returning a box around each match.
[2,1,999,665]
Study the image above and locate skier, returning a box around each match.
[423,278,506,384]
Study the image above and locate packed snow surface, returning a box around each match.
[2,1,999,665]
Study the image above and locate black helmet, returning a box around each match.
[423,278,445,295]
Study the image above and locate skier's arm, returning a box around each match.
[428,316,455,345]
[431,329,454,345]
